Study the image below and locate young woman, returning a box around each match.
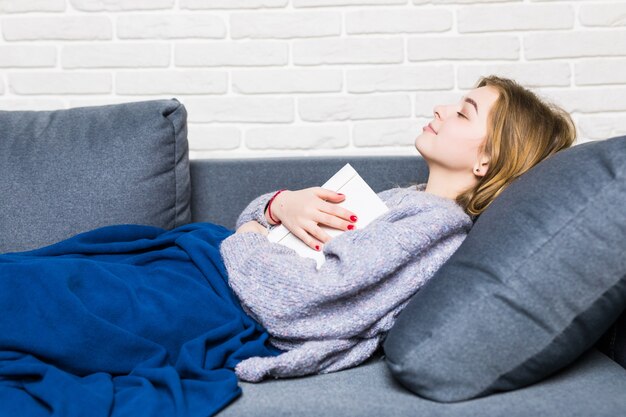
[0,75,576,417]
[223,75,577,383]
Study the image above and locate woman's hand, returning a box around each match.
[267,187,358,251]
[236,220,268,236]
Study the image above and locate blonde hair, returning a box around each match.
[455,75,577,220]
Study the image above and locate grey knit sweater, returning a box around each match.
[219,183,473,382]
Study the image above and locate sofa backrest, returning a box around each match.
[189,155,428,229]
[0,99,190,254]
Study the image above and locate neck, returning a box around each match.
[423,167,478,201]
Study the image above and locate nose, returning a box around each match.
[433,102,458,121]
[433,104,444,120]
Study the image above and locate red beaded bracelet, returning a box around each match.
[267,189,287,225]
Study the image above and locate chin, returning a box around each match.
[414,134,429,156]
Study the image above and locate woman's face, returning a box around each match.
[415,85,500,175]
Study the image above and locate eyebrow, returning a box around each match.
[462,96,479,115]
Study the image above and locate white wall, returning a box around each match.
[1,0,625,159]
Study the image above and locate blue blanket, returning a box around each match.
[0,222,284,417]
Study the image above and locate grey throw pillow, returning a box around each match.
[596,309,626,369]
[383,135,626,402]
[0,99,190,254]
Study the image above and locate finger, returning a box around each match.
[292,226,324,252]
[315,212,353,232]
[320,203,358,223]
[307,222,334,244]
[315,187,345,202]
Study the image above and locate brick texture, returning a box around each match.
[0,0,624,157]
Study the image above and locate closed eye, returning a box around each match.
[457,112,467,119]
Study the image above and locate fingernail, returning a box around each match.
[315,245,320,251]
[347,224,354,230]
[338,193,344,197]
[350,215,358,222]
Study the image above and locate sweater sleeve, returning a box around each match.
[234,189,280,230]
[219,197,469,340]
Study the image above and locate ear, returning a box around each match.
[473,157,490,176]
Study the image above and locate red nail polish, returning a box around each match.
[315,245,320,251]
[350,215,358,222]
[347,224,354,230]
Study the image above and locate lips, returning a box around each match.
[423,123,437,134]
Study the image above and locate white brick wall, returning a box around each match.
[1,0,625,159]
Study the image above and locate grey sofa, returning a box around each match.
[190,156,626,417]
[2,99,624,416]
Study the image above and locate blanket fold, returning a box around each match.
[0,222,283,417]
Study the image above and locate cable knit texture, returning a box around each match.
[219,184,474,382]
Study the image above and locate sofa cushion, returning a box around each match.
[383,135,626,402]
[0,99,190,254]
[218,349,626,417]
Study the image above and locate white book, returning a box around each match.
[267,163,389,270]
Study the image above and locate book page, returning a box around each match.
[267,163,389,270]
